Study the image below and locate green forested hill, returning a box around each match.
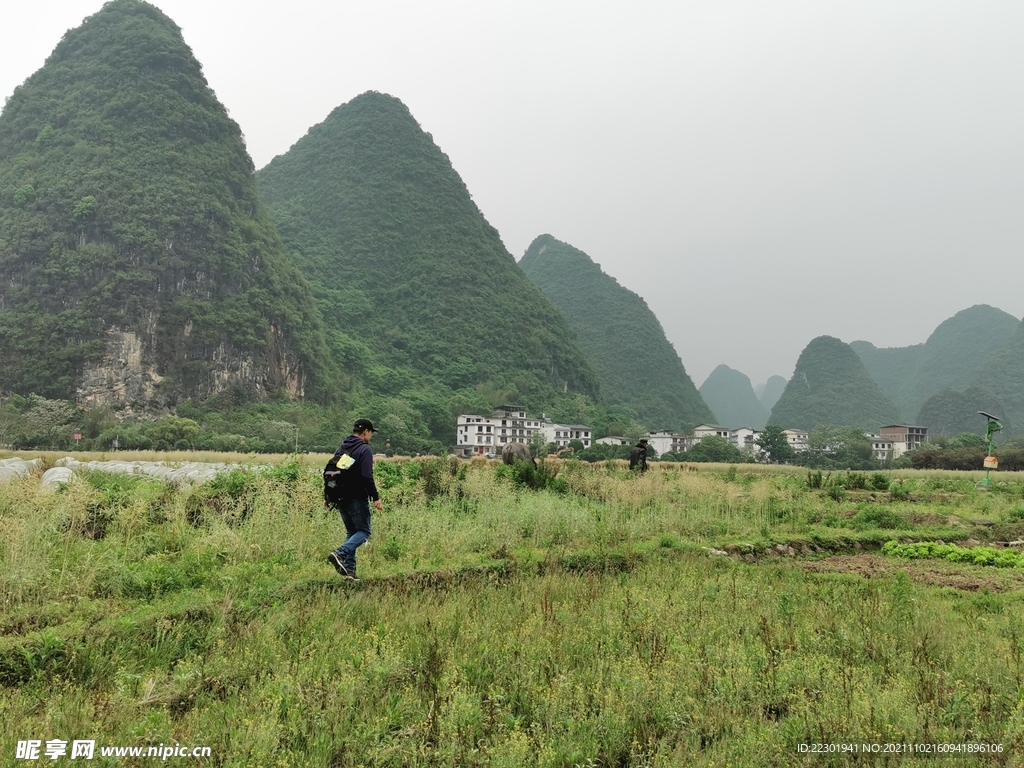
[0,0,331,404]
[919,318,1024,437]
[758,375,787,413]
[972,320,1024,437]
[769,336,902,431]
[256,93,599,445]
[518,234,714,431]
[847,342,921,421]
[699,365,768,429]
[917,384,1010,437]
[852,305,1020,422]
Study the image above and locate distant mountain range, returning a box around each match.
[518,235,713,431]
[1,1,1020,444]
[917,319,1024,436]
[699,365,768,429]
[758,376,787,413]
[703,306,1022,437]
[851,305,1020,424]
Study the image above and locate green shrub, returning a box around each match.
[420,456,466,501]
[889,480,910,500]
[869,472,890,491]
[496,460,567,494]
[827,485,846,502]
[851,507,912,531]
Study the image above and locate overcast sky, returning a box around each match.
[3,0,1022,388]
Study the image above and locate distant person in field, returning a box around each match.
[325,419,383,581]
[629,438,649,472]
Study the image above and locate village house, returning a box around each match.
[729,427,761,455]
[455,405,591,456]
[692,424,731,440]
[783,429,809,452]
[879,425,928,458]
[539,422,593,450]
[867,434,896,461]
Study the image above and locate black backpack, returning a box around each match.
[323,452,355,504]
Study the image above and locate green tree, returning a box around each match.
[0,403,26,447]
[807,425,874,469]
[81,405,119,439]
[686,436,743,463]
[946,432,988,450]
[24,396,78,447]
[755,425,795,464]
[145,416,200,449]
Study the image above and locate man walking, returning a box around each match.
[629,438,649,473]
[326,419,383,581]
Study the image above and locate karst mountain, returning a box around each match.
[770,336,902,432]
[699,365,769,429]
[518,234,714,431]
[757,375,788,413]
[256,93,599,439]
[0,0,331,405]
[851,305,1019,424]
[917,317,1024,437]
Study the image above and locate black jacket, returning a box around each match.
[629,443,648,471]
[329,434,380,503]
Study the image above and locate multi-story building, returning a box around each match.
[880,425,928,457]
[538,422,593,449]
[867,434,895,461]
[693,424,731,440]
[783,429,809,452]
[455,405,590,455]
[729,427,761,455]
[644,430,691,456]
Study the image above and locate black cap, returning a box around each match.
[353,419,377,433]
[639,438,649,444]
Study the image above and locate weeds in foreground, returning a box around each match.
[2,461,1024,765]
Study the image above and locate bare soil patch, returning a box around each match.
[793,554,1024,592]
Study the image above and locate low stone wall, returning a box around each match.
[0,456,252,488]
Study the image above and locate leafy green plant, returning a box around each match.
[889,480,911,500]
[882,540,1024,568]
[827,485,846,502]
[850,507,912,531]
[496,459,568,494]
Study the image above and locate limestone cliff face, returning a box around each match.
[78,330,162,407]
[77,325,305,409]
[0,0,331,404]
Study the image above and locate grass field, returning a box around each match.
[2,452,1024,766]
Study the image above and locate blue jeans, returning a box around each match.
[333,499,372,576]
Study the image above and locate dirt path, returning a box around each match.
[793,554,1024,592]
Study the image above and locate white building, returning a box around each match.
[539,423,593,449]
[729,427,761,455]
[783,429,809,452]
[597,436,629,446]
[693,424,731,440]
[867,434,895,461]
[455,405,590,455]
[645,430,693,456]
[880,425,928,458]
[456,405,544,456]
